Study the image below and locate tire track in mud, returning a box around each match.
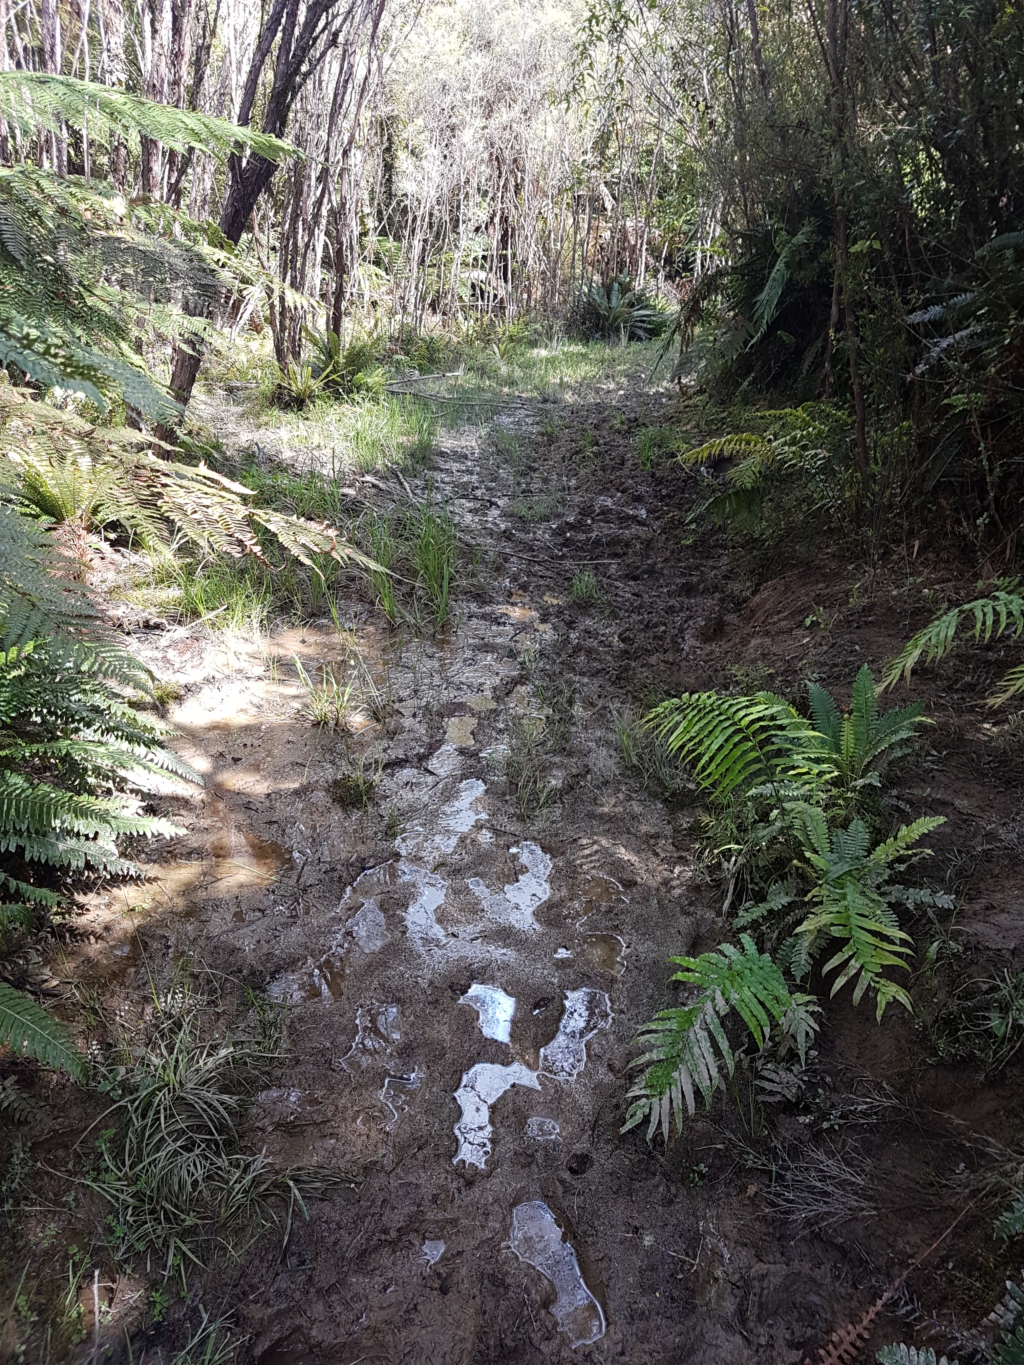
[109,389,869,1364]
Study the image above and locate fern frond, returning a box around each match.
[994,1325,1024,1365]
[876,1347,958,1365]
[0,73,293,163]
[677,432,767,467]
[0,386,379,574]
[799,877,913,1020]
[0,981,83,1078]
[0,1074,37,1121]
[746,221,816,349]
[988,663,1024,707]
[996,1195,1024,1240]
[646,691,832,803]
[623,936,792,1140]
[806,667,927,784]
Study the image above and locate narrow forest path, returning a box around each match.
[77,374,896,1364]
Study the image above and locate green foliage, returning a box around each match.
[882,583,1024,705]
[273,360,335,409]
[807,666,925,787]
[575,275,669,342]
[0,981,83,1078]
[649,666,926,807]
[0,72,291,164]
[353,499,455,629]
[996,1194,1024,1241]
[678,404,846,538]
[623,936,793,1140]
[0,634,192,883]
[648,689,831,802]
[0,76,292,416]
[877,1347,958,1365]
[0,504,198,1077]
[630,668,943,1136]
[410,502,456,629]
[88,993,282,1282]
[792,813,943,1020]
[0,382,378,574]
[571,567,600,603]
[504,714,556,822]
[995,1326,1024,1365]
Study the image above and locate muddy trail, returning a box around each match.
[51,376,1024,1364]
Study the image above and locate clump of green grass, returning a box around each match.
[570,567,600,604]
[613,704,691,796]
[363,510,400,623]
[511,496,553,523]
[86,985,290,1286]
[635,424,679,471]
[356,499,457,630]
[171,557,272,634]
[505,714,556,821]
[410,502,456,627]
[329,753,381,810]
[170,1309,240,1365]
[293,657,356,730]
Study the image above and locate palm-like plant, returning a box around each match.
[579,275,668,341]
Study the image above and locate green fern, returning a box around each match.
[877,1347,958,1365]
[647,690,832,802]
[995,1324,1024,1365]
[995,1193,1024,1240]
[678,406,838,534]
[0,79,292,415]
[623,935,794,1140]
[0,72,291,164]
[0,1073,37,1121]
[0,382,378,574]
[807,665,926,786]
[0,980,84,1078]
[648,669,921,810]
[678,433,768,466]
[794,814,943,1019]
[882,582,1024,705]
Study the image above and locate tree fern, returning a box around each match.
[0,980,84,1079]
[882,582,1024,704]
[0,79,293,415]
[623,935,794,1141]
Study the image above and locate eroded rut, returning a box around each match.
[85,388,864,1363]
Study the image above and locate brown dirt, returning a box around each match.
[5,376,1024,1364]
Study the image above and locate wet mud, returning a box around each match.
[56,381,1024,1363]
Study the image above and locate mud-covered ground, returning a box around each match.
[5,370,1024,1364]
